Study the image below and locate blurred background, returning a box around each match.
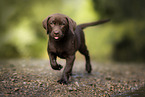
[0,0,145,63]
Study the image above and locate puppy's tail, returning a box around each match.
[78,19,110,29]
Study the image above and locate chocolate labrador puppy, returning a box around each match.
[42,13,110,84]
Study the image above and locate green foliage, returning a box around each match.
[1,0,145,62]
[92,0,145,62]
[92,0,145,22]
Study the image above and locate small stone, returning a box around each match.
[14,88,19,92]
[2,81,6,83]
[13,73,17,75]
[73,87,77,91]
[88,83,93,86]
[106,77,112,80]
[11,79,16,82]
[7,92,12,94]
[68,87,73,91]
[75,82,79,87]
[68,87,77,91]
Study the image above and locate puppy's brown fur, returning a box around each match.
[42,13,110,84]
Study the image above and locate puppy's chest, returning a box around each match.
[49,42,74,58]
[56,49,67,58]
[55,46,71,58]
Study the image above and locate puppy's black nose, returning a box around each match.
[54,31,59,35]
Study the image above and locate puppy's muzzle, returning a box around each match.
[53,30,61,40]
[54,30,59,35]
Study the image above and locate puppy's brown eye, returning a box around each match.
[50,21,56,25]
[60,23,65,26]
[50,22,53,25]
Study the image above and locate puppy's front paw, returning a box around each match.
[58,64,63,70]
[52,64,63,70]
[57,79,68,85]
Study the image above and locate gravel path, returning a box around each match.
[0,59,145,97]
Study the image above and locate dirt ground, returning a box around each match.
[0,59,145,97]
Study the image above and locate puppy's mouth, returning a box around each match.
[53,35,64,40]
[54,36,59,40]
[51,32,64,40]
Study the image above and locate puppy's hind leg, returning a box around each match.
[79,45,92,73]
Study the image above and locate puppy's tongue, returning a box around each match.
[54,37,59,39]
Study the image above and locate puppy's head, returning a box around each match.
[42,13,76,40]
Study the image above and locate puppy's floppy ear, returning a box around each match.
[66,17,76,35]
[42,16,51,34]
